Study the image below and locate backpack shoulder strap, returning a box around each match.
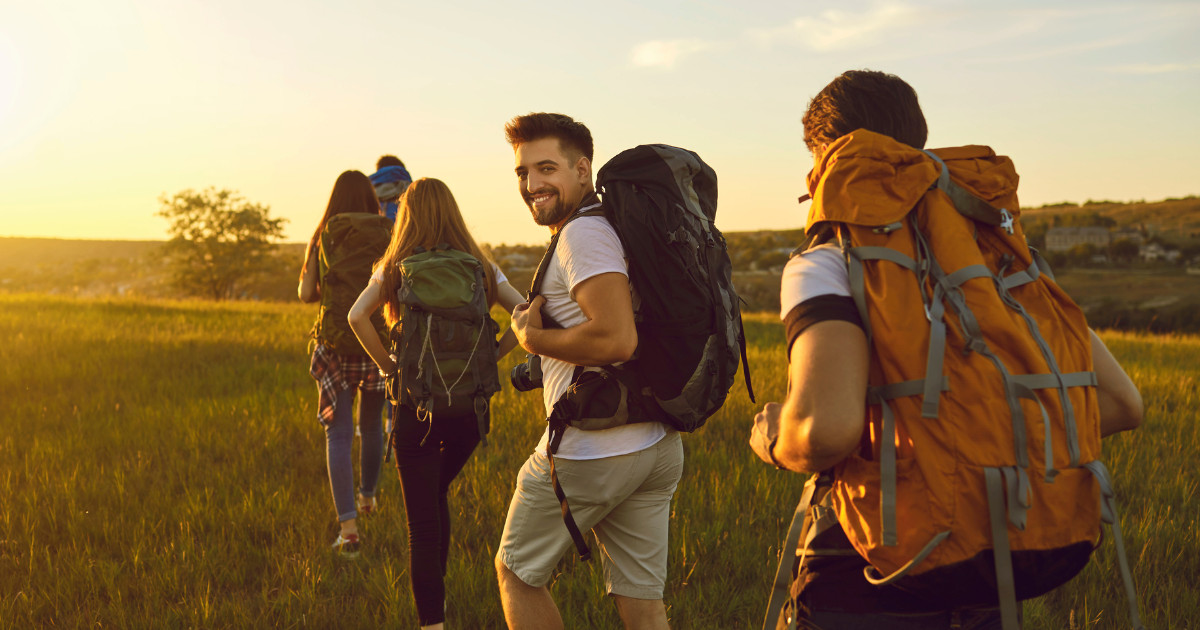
[529,207,606,298]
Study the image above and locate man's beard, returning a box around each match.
[528,191,573,227]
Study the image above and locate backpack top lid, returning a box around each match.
[596,144,717,224]
[804,129,1017,234]
[397,247,488,320]
[321,212,393,244]
[370,165,413,201]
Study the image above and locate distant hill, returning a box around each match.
[1022,195,1200,240]
[3,196,1198,330]
[0,238,164,270]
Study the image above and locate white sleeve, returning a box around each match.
[779,244,852,319]
[491,263,508,285]
[558,217,628,296]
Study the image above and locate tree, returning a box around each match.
[157,188,287,300]
[1067,242,1101,266]
[1109,239,1140,265]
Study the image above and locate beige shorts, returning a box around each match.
[496,430,684,599]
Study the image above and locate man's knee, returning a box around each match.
[495,554,527,590]
[612,595,667,628]
[495,553,511,581]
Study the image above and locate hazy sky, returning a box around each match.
[2,0,1197,245]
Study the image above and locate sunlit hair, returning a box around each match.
[504,112,594,162]
[300,170,381,279]
[802,69,928,154]
[374,178,499,325]
[376,154,405,170]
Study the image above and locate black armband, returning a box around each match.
[783,295,864,354]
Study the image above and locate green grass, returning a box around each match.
[0,296,1194,628]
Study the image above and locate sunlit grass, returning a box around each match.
[0,298,1193,628]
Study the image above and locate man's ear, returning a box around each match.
[575,155,592,185]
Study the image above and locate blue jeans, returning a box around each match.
[324,386,386,522]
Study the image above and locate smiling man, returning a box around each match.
[495,112,683,630]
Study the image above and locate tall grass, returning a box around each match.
[0,296,1193,628]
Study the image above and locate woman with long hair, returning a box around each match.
[299,170,392,558]
[349,178,523,629]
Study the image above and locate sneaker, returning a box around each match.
[331,532,361,558]
[357,494,377,516]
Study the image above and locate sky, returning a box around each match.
[1,0,1198,246]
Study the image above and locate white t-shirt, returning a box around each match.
[534,215,667,460]
[779,243,851,318]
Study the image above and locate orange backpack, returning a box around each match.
[801,130,1142,629]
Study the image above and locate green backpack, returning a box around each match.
[388,246,500,445]
[313,213,392,355]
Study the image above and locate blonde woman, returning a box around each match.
[349,178,523,629]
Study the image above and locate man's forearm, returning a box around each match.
[774,402,859,473]
[521,319,635,367]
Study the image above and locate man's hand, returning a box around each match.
[750,402,783,468]
[511,295,546,353]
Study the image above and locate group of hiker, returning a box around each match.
[295,69,1146,630]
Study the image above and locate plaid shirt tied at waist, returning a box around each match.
[309,344,386,425]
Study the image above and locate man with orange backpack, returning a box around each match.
[751,70,1145,630]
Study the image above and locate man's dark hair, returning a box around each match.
[802,70,928,153]
[504,113,594,162]
[376,155,406,170]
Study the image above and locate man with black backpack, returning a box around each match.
[752,70,1146,630]
[495,113,683,630]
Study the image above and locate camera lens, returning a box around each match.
[510,354,543,391]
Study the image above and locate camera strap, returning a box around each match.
[547,417,593,562]
[546,367,595,560]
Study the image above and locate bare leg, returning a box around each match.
[496,559,564,630]
[613,596,669,630]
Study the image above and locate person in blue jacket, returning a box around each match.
[369,155,413,222]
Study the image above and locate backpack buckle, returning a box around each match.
[999,209,1015,235]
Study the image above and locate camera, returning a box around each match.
[510,353,544,391]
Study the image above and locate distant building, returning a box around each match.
[1140,242,1181,263]
[497,252,538,270]
[1045,226,1111,252]
[1111,227,1145,245]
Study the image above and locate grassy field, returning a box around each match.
[0,295,1194,628]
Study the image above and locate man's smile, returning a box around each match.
[526,189,557,210]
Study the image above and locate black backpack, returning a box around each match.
[595,144,754,431]
[530,145,756,562]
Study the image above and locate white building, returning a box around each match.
[1045,227,1110,252]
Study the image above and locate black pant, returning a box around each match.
[791,608,1006,630]
[391,405,482,626]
